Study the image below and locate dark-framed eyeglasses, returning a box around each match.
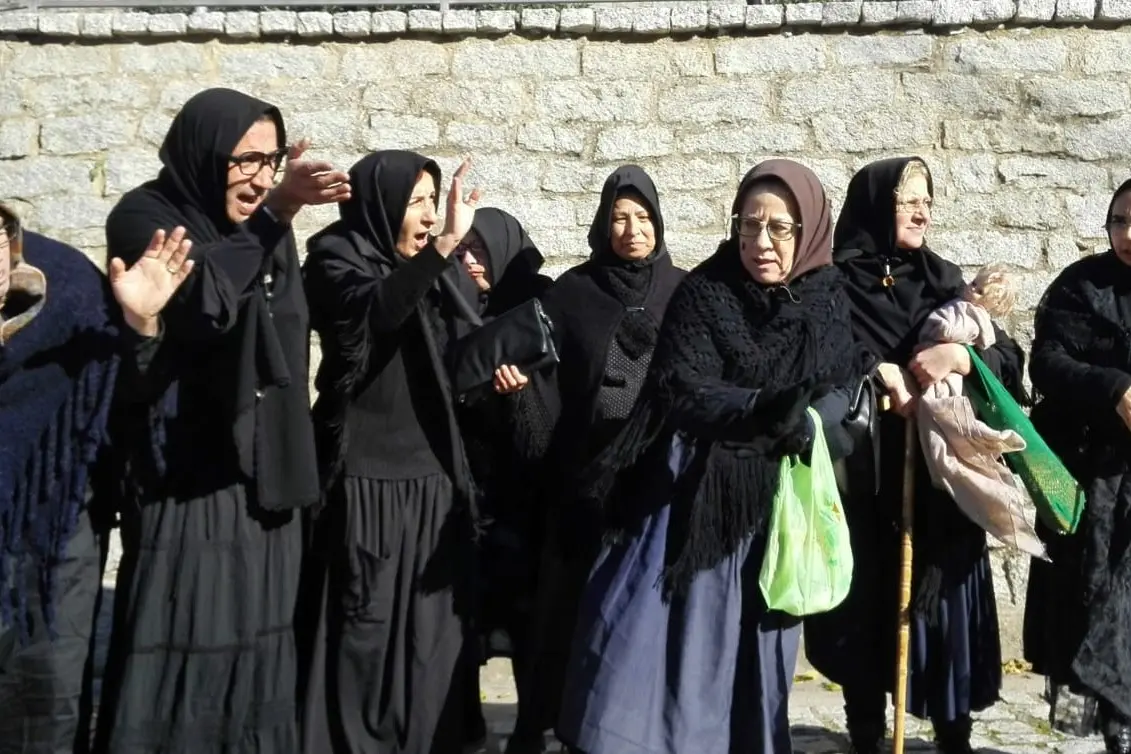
[732,214,801,242]
[229,147,288,177]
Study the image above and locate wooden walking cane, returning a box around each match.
[892,408,916,754]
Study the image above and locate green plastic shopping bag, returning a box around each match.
[758,408,855,617]
[964,346,1084,534]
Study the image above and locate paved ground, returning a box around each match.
[473,659,1109,754]
[95,538,1106,753]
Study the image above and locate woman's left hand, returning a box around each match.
[110,226,195,337]
[494,364,529,394]
[908,342,971,389]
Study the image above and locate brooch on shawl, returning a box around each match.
[881,259,895,288]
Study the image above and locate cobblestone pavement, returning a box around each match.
[96,541,1103,754]
[473,660,1109,754]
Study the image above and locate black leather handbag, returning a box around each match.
[833,372,882,498]
[449,298,559,399]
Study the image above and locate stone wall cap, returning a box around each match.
[0,0,1126,39]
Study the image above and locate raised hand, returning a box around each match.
[268,138,351,221]
[441,158,482,245]
[110,226,194,337]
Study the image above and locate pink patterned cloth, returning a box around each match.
[917,299,1048,560]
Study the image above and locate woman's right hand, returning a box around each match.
[435,159,482,257]
[1117,387,1131,432]
[877,361,918,417]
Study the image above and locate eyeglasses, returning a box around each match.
[229,148,288,177]
[732,215,801,242]
[895,196,932,214]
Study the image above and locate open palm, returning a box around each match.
[110,226,194,331]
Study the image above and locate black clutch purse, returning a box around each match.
[449,298,560,399]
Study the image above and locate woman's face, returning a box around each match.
[396,171,439,258]
[457,230,490,292]
[737,183,800,285]
[1109,189,1131,267]
[893,172,932,250]
[225,117,283,225]
[609,195,656,262]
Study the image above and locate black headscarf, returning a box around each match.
[591,160,863,596]
[105,87,319,511]
[587,165,669,360]
[469,207,550,315]
[833,157,966,365]
[305,149,481,509]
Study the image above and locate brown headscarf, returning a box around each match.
[730,158,834,285]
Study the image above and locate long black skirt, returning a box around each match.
[301,473,471,754]
[92,483,301,753]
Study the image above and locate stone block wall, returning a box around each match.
[4,0,1130,657]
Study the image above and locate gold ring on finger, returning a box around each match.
[165,262,179,274]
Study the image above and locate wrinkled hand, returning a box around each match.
[268,139,351,221]
[493,364,529,395]
[109,227,194,337]
[437,159,482,255]
[909,343,970,390]
[876,361,918,417]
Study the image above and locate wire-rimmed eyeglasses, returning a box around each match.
[731,214,801,242]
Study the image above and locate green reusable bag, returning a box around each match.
[758,408,855,617]
[964,346,1084,534]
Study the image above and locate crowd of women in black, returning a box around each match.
[3,84,1131,754]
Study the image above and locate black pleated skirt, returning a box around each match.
[92,482,301,754]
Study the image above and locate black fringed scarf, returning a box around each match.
[588,165,668,360]
[0,230,120,637]
[585,160,863,597]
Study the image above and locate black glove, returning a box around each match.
[777,412,817,461]
[751,381,814,435]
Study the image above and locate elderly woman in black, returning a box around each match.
[454,208,554,747]
[556,159,864,754]
[93,88,348,754]
[507,165,685,754]
[1024,178,1131,754]
[301,151,504,754]
[93,87,350,753]
[805,157,1025,754]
